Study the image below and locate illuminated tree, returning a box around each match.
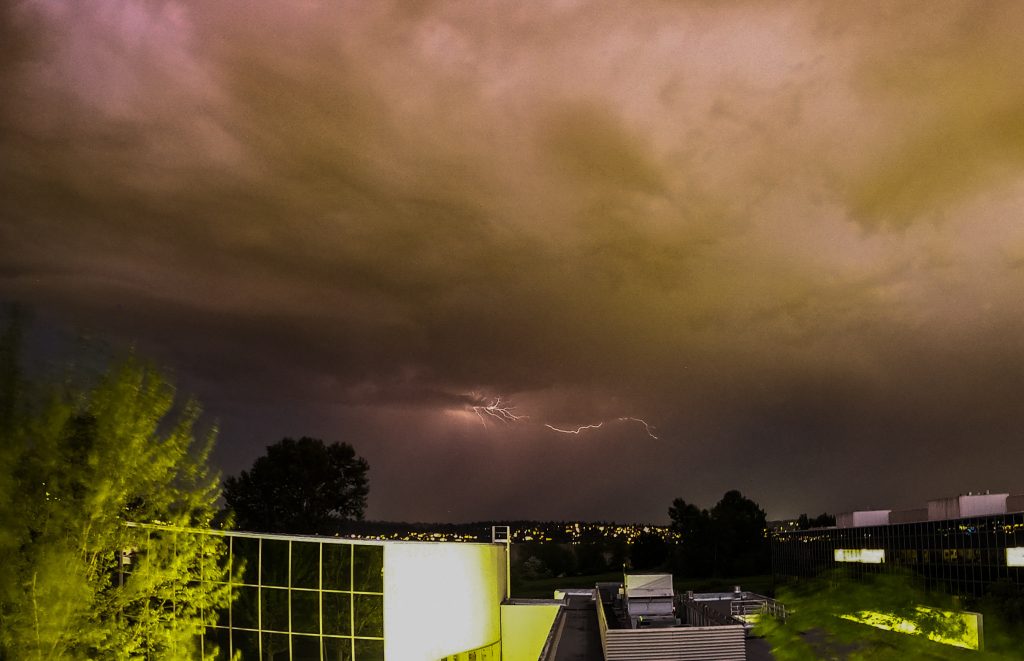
[0,332,230,659]
[224,436,369,534]
[757,570,1005,660]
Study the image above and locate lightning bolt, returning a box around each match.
[618,417,659,440]
[470,396,527,428]
[544,422,604,435]
[544,417,658,439]
[462,393,658,439]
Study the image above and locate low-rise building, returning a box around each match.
[126,527,513,660]
[773,491,1024,599]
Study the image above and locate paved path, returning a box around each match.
[552,596,604,661]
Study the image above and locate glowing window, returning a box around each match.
[834,548,885,564]
[1007,547,1024,567]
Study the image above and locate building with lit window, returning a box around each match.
[125,528,515,661]
[773,492,1024,599]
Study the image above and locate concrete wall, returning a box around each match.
[958,494,1007,518]
[500,603,561,661]
[837,510,890,528]
[383,542,506,661]
[928,497,960,521]
[928,494,1007,521]
[890,508,928,524]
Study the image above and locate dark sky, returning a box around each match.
[3,1,1024,523]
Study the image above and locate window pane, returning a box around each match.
[323,544,351,591]
[323,637,353,661]
[209,605,229,630]
[353,594,383,638]
[233,629,259,661]
[262,540,290,587]
[354,638,384,661]
[352,545,383,593]
[292,541,320,589]
[232,586,259,630]
[262,632,290,661]
[262,587,289,632]
[233,537,260,585]
[292,633,321,661]
[291,589,320,634]
[322,592,351,636]
[203,627,230,660]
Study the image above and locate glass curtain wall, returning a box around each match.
[772,511,1024,598]
[127,530,385,660]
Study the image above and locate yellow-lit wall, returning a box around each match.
[842,606,983,650]
[500,604,561,661]
[384,543,506,661]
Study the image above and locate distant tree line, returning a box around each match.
[510,490,781,584]
[222,438,801,586]
[797,511,836,529]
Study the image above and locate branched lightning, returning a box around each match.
[470,396,527,428]
[462,393,658,439]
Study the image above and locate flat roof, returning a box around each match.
[126,522,504,547]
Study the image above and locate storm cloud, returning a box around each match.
[3,0,1024,522]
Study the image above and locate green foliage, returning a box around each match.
[519,556,552,581]
[757,570,1017,660]
[223,437,369,534]
[971,582,1024,657]
[0,337,230,660]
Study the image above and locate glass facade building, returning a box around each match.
[207,533,383,660]
[123,528,508,661]
[772,511,1024,598]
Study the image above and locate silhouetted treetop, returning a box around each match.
[224,436,369,534]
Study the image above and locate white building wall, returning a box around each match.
[928,494,1008,521]
[383,542,506,661]
[929,497,961,521]
[837,510,890,528]
[958,494,1007,518]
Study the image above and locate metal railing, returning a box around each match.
[678,598,737,627]
[729,597,788,622]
